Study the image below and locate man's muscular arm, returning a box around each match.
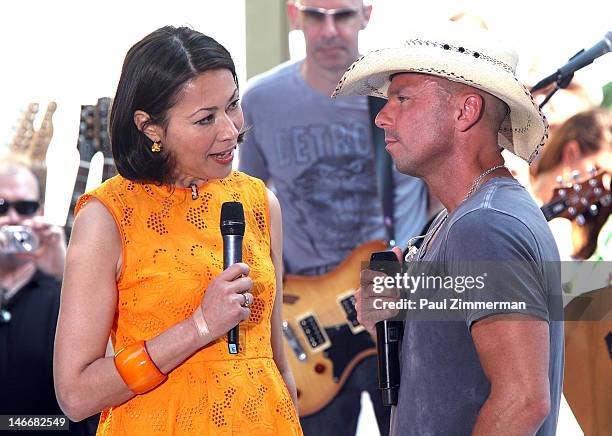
[471,314,551,436]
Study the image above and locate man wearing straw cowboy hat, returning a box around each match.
[344,23,564,435]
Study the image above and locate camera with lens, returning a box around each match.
[0,225,40,254]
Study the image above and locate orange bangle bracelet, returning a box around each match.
[114,340,167,395]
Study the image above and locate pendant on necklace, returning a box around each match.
[190,184,199,200]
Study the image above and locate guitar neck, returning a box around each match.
[65,162,91,235]
[541,198,567,222]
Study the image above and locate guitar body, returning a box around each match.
[282,240,387,416]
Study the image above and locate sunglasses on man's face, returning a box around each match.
[0,199,40,216]
[295,2,360,25]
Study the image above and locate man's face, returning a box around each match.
[375,73,455,177]
[0,168,41,228]
[290,0,371,74]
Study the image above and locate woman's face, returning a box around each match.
[160,69,243,184]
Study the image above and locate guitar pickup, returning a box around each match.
[298,313,330,352]
[338,291,365,334]
[282,321,307,361]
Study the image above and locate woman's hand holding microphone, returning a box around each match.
[191,262,254,346]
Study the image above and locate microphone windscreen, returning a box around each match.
[220,202,245,236]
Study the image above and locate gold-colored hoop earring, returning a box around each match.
[151,141,162,153]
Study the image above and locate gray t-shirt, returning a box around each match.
[393,177,563,435]
[239,61,428,274]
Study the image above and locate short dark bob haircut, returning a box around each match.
[110,26,238,184]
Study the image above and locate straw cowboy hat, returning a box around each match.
[332,22,548,163]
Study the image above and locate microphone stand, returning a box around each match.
[532,49,583,109]
[536,71,574,109]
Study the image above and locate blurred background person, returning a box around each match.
[531,107,612,436]
[239,1,429,434]
[531,107,612,261]
[0,157,96,435]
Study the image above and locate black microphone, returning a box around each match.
[370,251,403,406]
[531,32,612,92]
[220,201,245,354]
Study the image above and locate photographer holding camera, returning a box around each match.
[0,158,95,434]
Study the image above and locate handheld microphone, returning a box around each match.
[220,201,245,354]
[370,251,403,406]
[531,32,612,92]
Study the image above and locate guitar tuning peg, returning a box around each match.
[573,183,582,192]
[556,175,565,187]
[589,204,599,216]
[587,166,597,176]
[576,214,586,226]
[572,170,581,181]
[568,206,577,217]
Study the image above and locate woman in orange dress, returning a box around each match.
[54,26,302,435]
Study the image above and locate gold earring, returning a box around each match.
[151,141,162,153]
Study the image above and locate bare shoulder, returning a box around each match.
[266,188,281,217]
[68,197,122,273]
[265,189,282,256]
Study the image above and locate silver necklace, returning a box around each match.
[404,211,448,262]
[404,164,505,262]
[464,164,506,200]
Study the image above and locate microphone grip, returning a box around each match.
[224,234,243,354]
[376,320,403,406]
[369,250,403,406]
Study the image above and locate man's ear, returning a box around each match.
[133,110,162,143]
[361,4,372,29]
[287,1,301,30]
[456,93,484,132]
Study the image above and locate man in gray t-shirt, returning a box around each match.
[338,23,564,435]
[239,3,428,436]
[392,177,563,435]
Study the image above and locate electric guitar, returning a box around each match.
[282,240,386,417]
[542,169,612,433]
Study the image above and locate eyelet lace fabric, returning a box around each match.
[75,171,302,435]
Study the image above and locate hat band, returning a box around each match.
[404,38,515,75]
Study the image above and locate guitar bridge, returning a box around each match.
[282,321,307,361]
[338,292,365,334]
[298,313,331,352]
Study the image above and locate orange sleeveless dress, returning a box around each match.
[76,171,302,436]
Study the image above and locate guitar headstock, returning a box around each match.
[10,103,39,154]
[77,104,98,162]
[28,101,57,162]
[542,168,611,223]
